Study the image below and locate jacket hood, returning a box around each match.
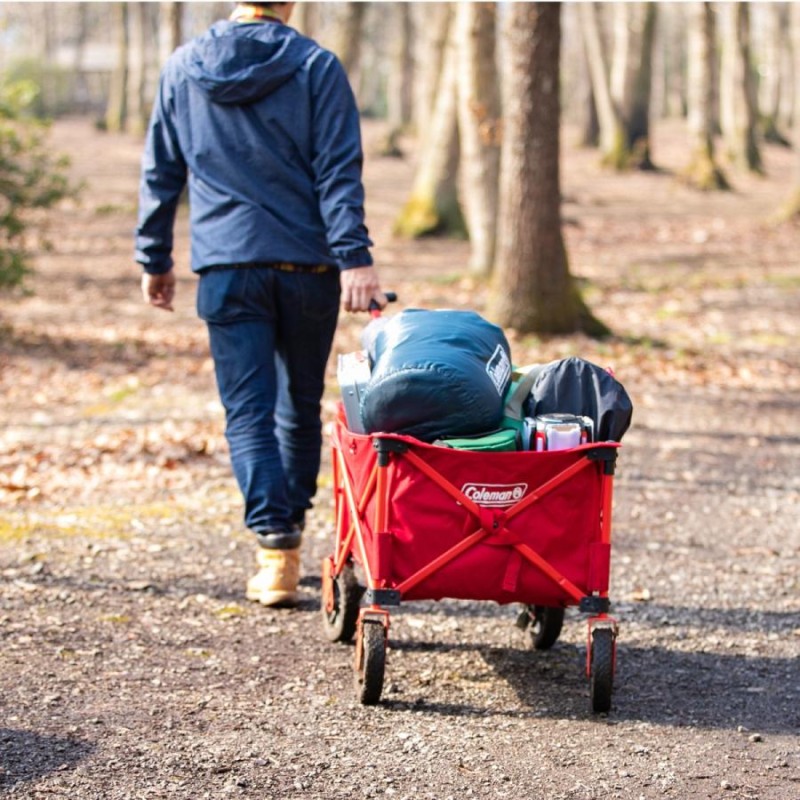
[182,21,316,105]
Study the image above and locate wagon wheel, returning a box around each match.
[530,605,565,651]
[589,626,615,713]
[321,562,363,643]
[354,620,386,705]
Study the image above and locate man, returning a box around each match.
[135,2,384,607]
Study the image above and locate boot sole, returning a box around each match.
[246,588,299,608]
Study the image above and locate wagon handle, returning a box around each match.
[369,292,397,318]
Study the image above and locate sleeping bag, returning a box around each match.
[360,309,512,441]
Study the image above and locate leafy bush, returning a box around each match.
[0,78,74,290]
[5,59,76,120]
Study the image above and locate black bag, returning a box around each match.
[524,357,633,442]
[360,309,513,441]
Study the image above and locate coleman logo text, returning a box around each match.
[461,483,528,508]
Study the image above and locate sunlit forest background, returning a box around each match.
[2,2,799,333]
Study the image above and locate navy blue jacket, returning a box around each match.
[135,19,373,275]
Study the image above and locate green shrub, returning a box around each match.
[5,58,76,120]
[0,78,75,290]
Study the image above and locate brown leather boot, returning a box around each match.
[246,547,300,608]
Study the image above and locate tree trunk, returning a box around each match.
[72,3,91,113]
[760,3,791,146]
[330,2,367,98]
[489,3,605,337]
[610,4,634,121]
[778,9,794,131]
[579,2,628,169]
[456,2,501,275]
[780,2,800,219]
[159,2,183,68]
[126,2,148,136]
[38,4,55,66]
[378,2,414,157]
[720,3,763,173]
[412,3,452,138]
[627,3,658,169]
[609,3,658,169]
[105,3,129,133]
[394,9,465,239]
[683,2,729,190]
[577,33,600,148]
[292,2,319,38]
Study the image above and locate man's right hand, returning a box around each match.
[340,265,385,313]
[141,270,176,312]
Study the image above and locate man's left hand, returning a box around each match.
[340,265,384,313]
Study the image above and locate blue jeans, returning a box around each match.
[197,266,340,545]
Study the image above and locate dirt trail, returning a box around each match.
[1,118,799,799]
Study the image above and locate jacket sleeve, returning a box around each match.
[135,70,187,275]
[309,55,373,270]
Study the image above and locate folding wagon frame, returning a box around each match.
[321,423,620,713]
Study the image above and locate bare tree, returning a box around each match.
[579,2,627,168]
[577,32,600,148]
[126,2,148,136]
[780,2,800,219]
[159,2,183,68]
[625,3,658,169]
[760,3,791,146]
[456,2,501,275]
[489,3,604,336]
[377,3,413,157]
[608,3,658,169]
[683,2,729,190]
[579,2,658,169]
[105,3,129,133]
[292,2,319,38]
[330,2,367,94]
[387,3,413,128]
[720,3,763,173]
[394,7,465,239]
[412,3,452,137]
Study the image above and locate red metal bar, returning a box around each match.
[372,460,392,587]
[336,446,374,587]
[505,457,593,521]
[332,444,343,546]
[600,473,614,546]
[333,518,356,575]
[514,542,586,603]
[396,530,488,594]
[374,458,389,535]
[333,456,377,575]
[402,449,483,517]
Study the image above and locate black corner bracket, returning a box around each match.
[579,596,611,614]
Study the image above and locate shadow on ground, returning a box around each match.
[0,728,95,789]
[380,605,799,735]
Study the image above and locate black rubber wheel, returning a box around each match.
[355,621,386,705]
[590,627,614,713]
[530,605,565,651]
[321,564,362,643]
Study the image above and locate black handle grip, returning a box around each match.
[368,292,397,312]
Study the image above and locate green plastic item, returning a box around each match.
[434,427,521,452]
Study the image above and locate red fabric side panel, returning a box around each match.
[335,428,614,606]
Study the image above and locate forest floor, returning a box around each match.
[0,117,799,800]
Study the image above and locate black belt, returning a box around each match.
[205,262,336,274]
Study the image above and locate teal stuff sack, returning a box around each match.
[434,427,521,452]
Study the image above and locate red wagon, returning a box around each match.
[321,407,620,712]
